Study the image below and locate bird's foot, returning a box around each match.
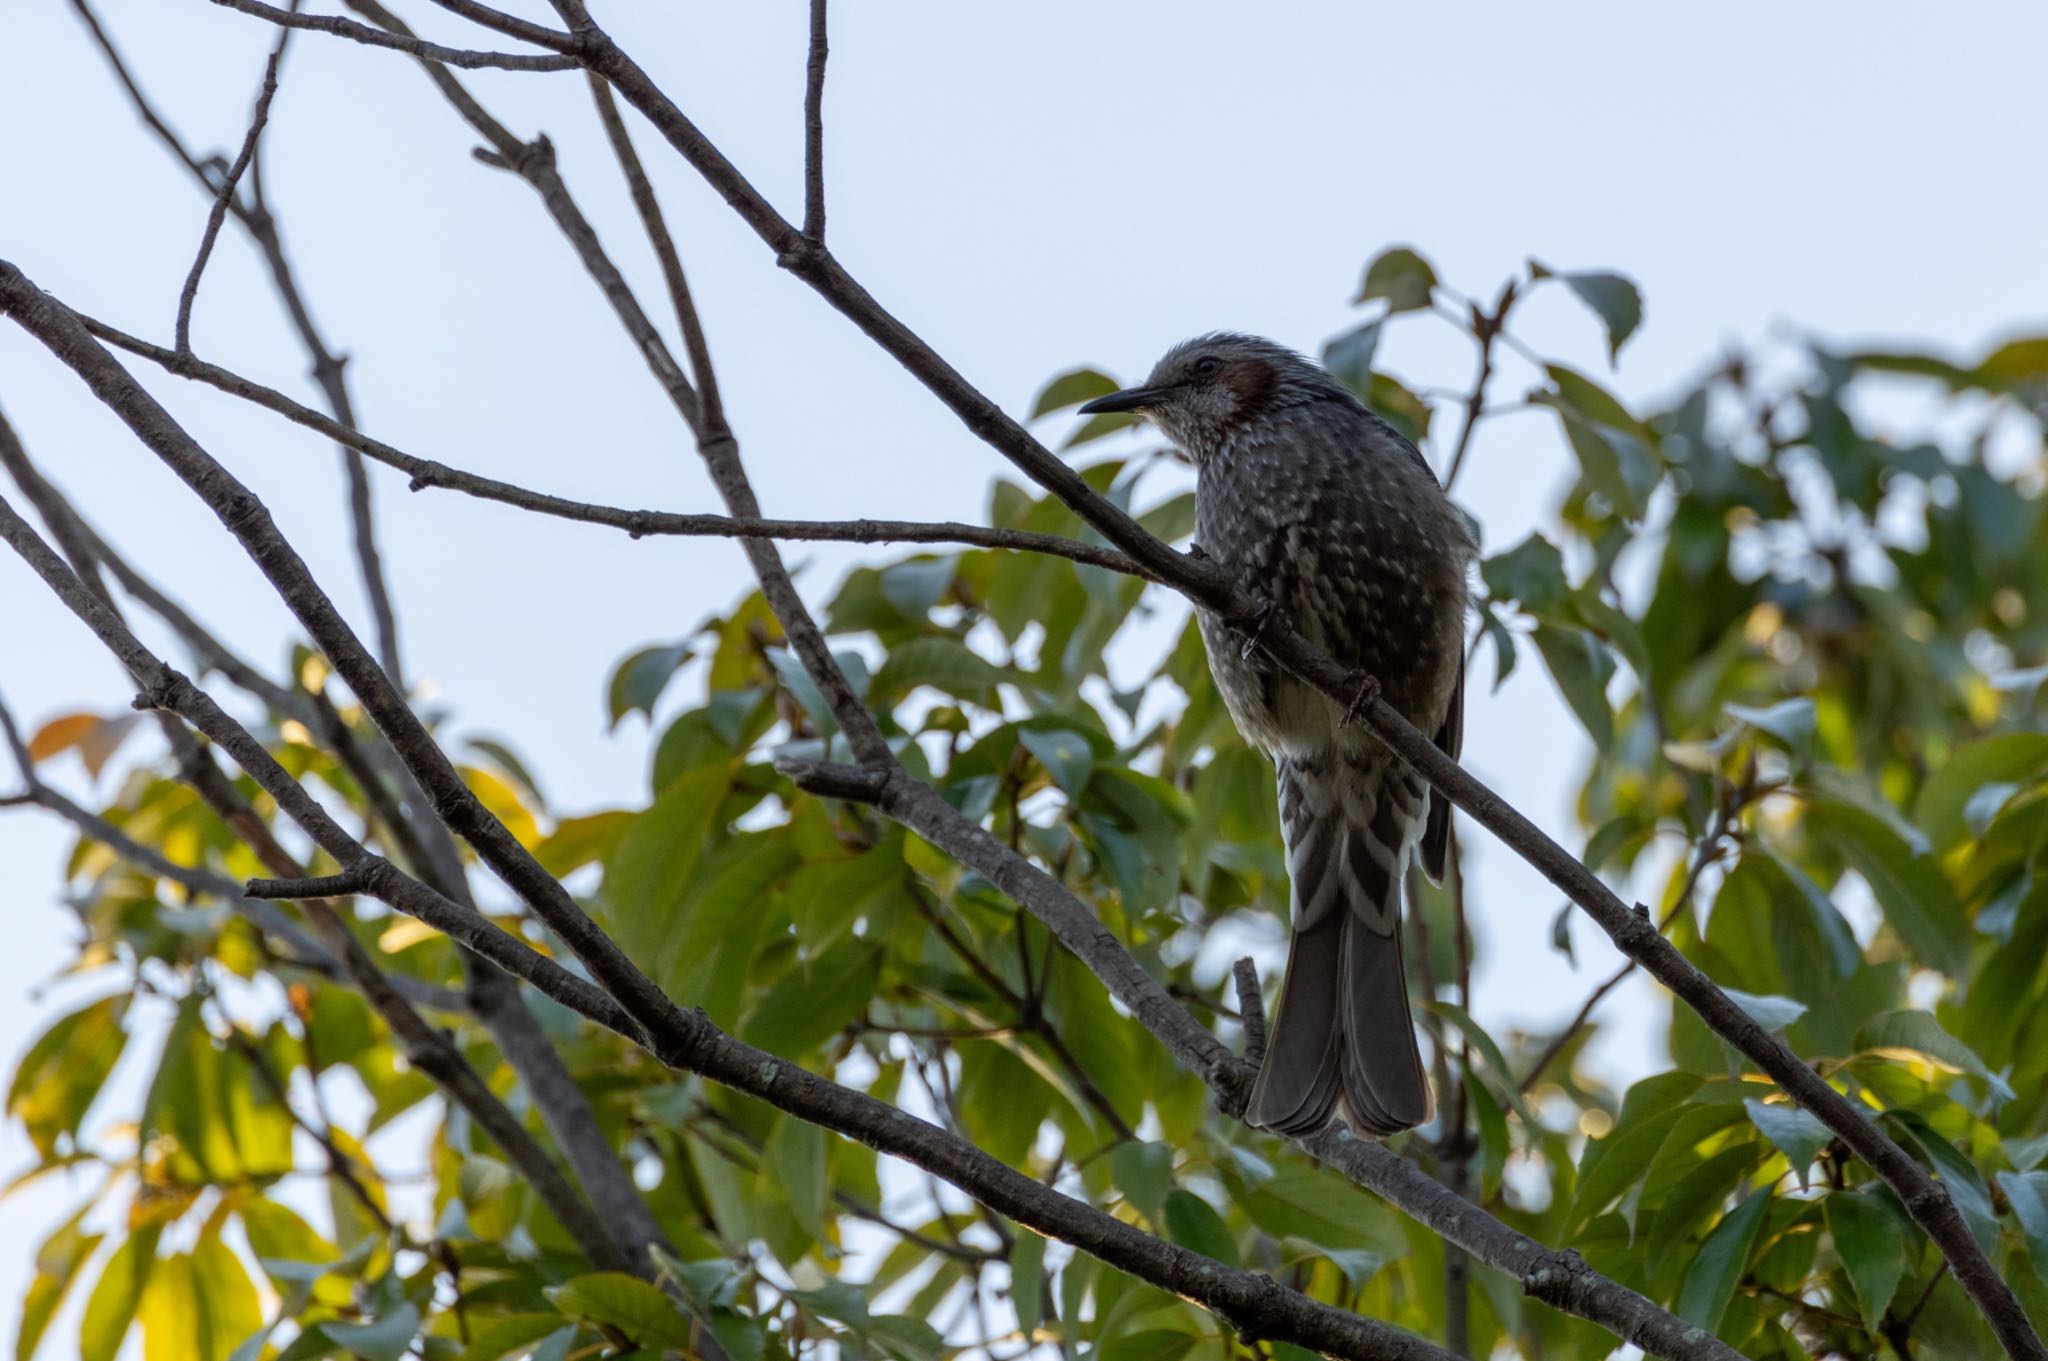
[1238,595,1278,662]
[1340,671,1382,727]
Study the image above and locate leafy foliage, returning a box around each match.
[9,244,2048,1361]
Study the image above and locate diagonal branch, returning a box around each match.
[776,758,1741,1361]
[203,0,578,71]
[84,317,1145,576]
[75,0,404,680]
[523,21,2041,1349]
[0,428,1450,1361]
[174,7,292,353]
[358,14,1744,1354]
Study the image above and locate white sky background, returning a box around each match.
[3,0,2046,1349]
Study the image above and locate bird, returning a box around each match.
[1080,333,1472,1137]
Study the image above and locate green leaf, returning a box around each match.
[322,1305,421,1361]
[1099,1330,1202,1361]
[742,939,882,1057]
[1825,1189,1907,1331]
[1355,246,1438,313]
[80,1226,159,1361]
[877,557,956,621]
[870,637,1007,708]
[1810,797,1969,977]
[18,1207,101,1361]
[1031,367,1121,419]
[958,1043,1052,1164]
[604,764,729,963]
[1725,698,1816,759]
[549,1275,692,1351]
[455,1315,571,1361]
[1856,1009,2013,1102]
[1010,1231,1047,1336]
[1109,1141,1173,1222]
[1533,261,1644,363]
[767,1116,829,1241]
[1238,1165,1404,1258]
[533,809,634,879]
[607,641,693,729]
[1063,411,1139,448]
[1914,733,2048,852]
[1743,1098,1830,1182]
[1531,621,1615,750]
[1020,728,1094,797]
[1888,1112,1999,1251]
[1321,319,1382,390]
[1163,1190,1239,1267]
[1996,1171,2048,1288]
[8,993,128,1159]
[1723,989,1807,1032]
[1481,533,1570,615]
[1677,1187,1772,1332]
[137,1236,263,1361]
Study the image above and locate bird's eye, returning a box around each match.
[1191,356,1223,381]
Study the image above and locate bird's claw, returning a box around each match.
[1238,596,1278,662]
[1340,671,1382,727]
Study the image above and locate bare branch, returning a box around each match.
[1440,279,1514,492]
[584,74,728,435]
[73,0,405,680]
[558,26,2041,1347]
[246,872,365,899]
[175,12,292,352]
[775,755,1744,1361]
[203,0,578,71]
[803,0,828,242]
[1233,956,1267,1068]
[84,316,1144,575]
[0,426,1448,1361]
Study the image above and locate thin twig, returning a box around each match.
[505,41,2047,1332]
[175,4,293,352]
[1440,280,1514,493]
[0,466,1450,1361]
[203,0,578,70]
[1516,800,1733,1095]
[802,0,828,242]
[80,318,1150,577]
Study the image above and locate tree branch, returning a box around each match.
[775,756,1743,1361]
[74,0,406,681]
[0,444,1449,1361]
[803,0,828,242]
[175,10,292,353]
[85,317,1143,577]
[546,25,2041,1347]
[203,0,578,71]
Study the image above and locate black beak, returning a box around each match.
[1077,384,1173,415]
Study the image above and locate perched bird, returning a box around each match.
[1080,334,1472,1136]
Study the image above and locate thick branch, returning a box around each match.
[0,436,1444,1361]
[552,28,2039,1349]
[776,757,1742,1361]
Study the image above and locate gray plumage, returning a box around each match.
[1081,333,1473,1137]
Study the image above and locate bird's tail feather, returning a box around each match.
[1248,758,1432,1137]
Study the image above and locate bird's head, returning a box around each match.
[1077,333,1349,460]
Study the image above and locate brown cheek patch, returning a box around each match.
[1220,358,1279,415]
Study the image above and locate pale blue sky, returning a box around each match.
[3,1,2045,1351]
